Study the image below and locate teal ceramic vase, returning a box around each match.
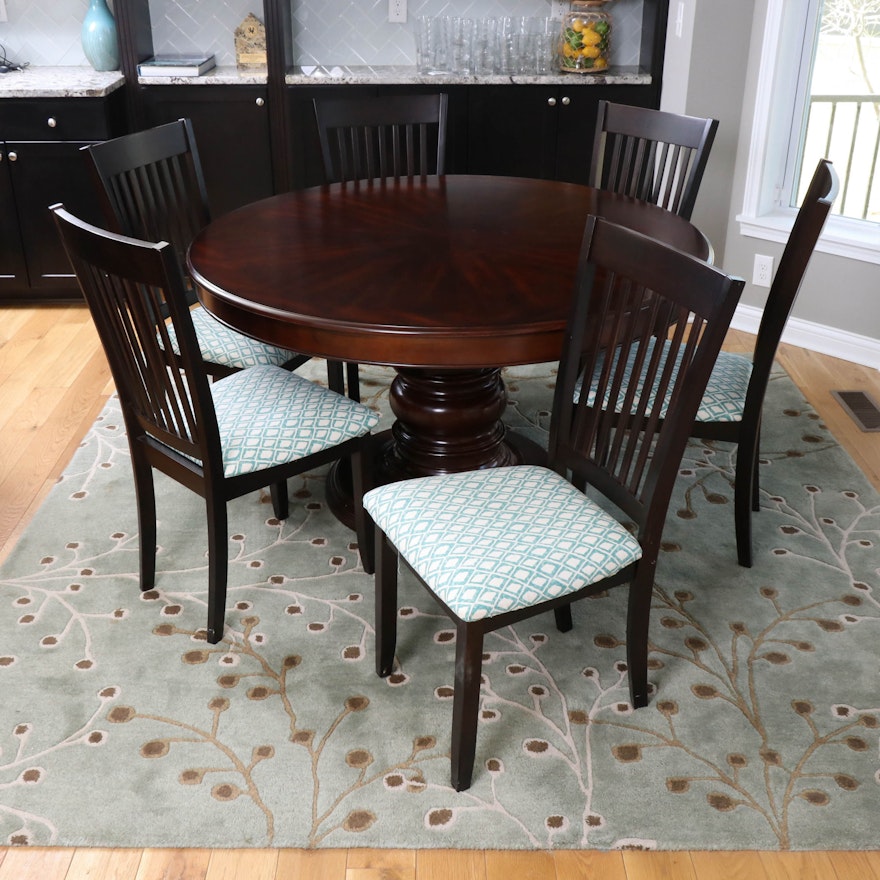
[81,0,119,71]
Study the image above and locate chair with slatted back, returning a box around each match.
[52,204,380,644]
[85,118,313,382]
[363,215,744,791]
[312,92,449,399]
[589,100,719,219]
[313,92,448,184]
[578,159,838,568]
[686,158,838,566]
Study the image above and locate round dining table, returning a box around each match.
[188,174,710,509]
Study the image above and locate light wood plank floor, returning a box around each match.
[1,304,878,880]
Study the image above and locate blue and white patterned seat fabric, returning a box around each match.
[575,339,752,422]
[208,365,379,478]
[166,306,299,369]
[363,465,642,622]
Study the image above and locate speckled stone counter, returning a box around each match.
[137,65,268,85]
[285,64,651,86]
[0,67,125,98]
[0,64,650,94]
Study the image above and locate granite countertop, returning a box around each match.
[0,66,125,97]
[136,65,268,85]
[0,64,651,96]
[286,64,651,86]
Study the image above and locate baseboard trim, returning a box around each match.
[732,304,880,370]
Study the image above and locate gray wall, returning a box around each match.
[663,0,880,358]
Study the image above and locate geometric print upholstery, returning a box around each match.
[576,339,752,422]
[699,350,752,421]
[210,365,379,478]
[363,465,642,622]
[166,305,299,369]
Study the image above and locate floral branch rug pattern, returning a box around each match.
[0,363,877,850]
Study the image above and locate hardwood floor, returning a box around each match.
[1,305,878,880]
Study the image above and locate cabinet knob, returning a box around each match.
[561,96,571,106]
[47,117,58,128]
[7,151,17,162]
[255,97,265,107]
[547,97,557,107]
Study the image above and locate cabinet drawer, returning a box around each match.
[0,98,118,141]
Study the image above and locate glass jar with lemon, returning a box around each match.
[559,0,612,73]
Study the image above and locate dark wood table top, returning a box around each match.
[188,175,711,369]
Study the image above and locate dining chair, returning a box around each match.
[52,204,380,644]
[363,216,745,791]
[578,159,838,568]
[84,118,312,382]
[687,158,838,567]
[312,92,449,401]
[313,92,448,184]
[589,100,719,220]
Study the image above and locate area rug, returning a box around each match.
[1,362,878,851]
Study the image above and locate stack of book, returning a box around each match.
[137,54,216,77]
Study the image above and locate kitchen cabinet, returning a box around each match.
[0,92,126,300]
[140,85,274,216]
[467,84,656,184]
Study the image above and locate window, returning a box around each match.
[739,0,880,264]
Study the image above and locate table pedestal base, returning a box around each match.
[325,367,547,527]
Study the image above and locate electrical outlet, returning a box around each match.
[549,0,567,19]
[753,254,773,288]
[0,1,7,24]
[388,0,406,23]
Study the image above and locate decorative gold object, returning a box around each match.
[235,13,267,68]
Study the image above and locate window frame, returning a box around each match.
[737,0,880,265]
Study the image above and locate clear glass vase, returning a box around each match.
[559,0,612,74]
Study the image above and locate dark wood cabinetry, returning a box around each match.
[140,85,274,216]
[470,82,656,185]
[0,91,125,300]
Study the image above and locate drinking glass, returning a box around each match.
[448,17,475,75]
[416,16,449,75]
[473,17,498,75]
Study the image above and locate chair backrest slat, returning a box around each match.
[87,119,211,288]
[590,101,719,220]
[52,205,222,472]
[550,216,744,541]
[314,93,448,184]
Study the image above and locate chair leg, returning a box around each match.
[735,424,761,569]
[625,570,653,709]
[751,426,761,512]
[375,529,399,678]
[205,491,229,644]
[327,360,345,394]
[554,603,573,632]
[345,362,361,402]
[350,445,374,574]
[450,621,484,791]
[131,452,157,590]
[270,481,289,520]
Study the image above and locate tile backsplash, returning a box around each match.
[0,0,95,67]
[0,0,643,69]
